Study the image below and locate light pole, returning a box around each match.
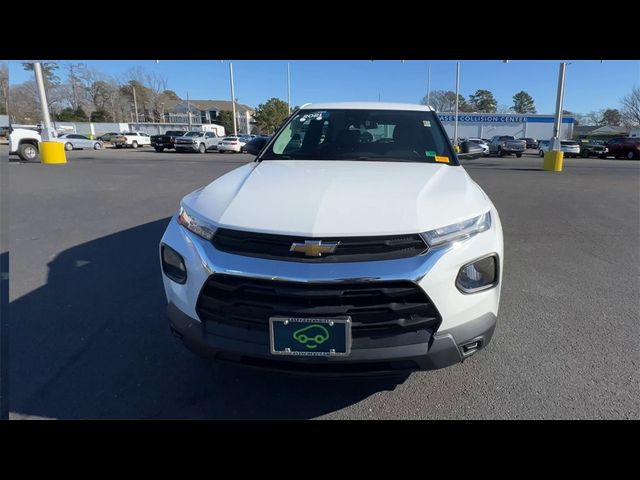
[544,62,570,172]
[426,63,432,106]
[287,62,291,114]
[229,62,237,136]
[550,62,569,151]
[454,62,460,147]
[34,62,54,141]
[132,86,139,126]
[187,91,192,130]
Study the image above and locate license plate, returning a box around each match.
[270,317,352,356]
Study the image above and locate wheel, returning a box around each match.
[131,141,138,149]
[93,142,102,150]
[582,150,589,158]
[198,143,206,154]
[516,153,522,158]
[539,150,545,158]
[65,142,73,151]
[17,143,38,161]
[627,150,638,160]
[154,147,165,152]
[115,144,122,148]
[498,147,504,157]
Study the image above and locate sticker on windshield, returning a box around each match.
[425,150,436,157]
[423,120,431,127]
[435,156,450,163]
[299,112,328,122]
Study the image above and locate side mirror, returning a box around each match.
[457,140,484,160]
[244,137,268,155]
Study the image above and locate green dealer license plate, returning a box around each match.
[269,317,352,356]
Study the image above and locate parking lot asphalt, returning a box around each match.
[4,145,639,419]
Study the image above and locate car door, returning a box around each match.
[139,132,151,145]
[74,134,92,148]
[204,132,216,149]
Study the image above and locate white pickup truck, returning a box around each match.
[9,127,42,161]
[174,131,225,153]
[111,131,152,149]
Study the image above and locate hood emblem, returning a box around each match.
[290,240,340,257]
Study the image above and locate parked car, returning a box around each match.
[111,131,151,149]
[467,138,490,156]
[241,135,272,154]
[96,132,122,142]
[150,130,187,152]
[55,133,103,151]
[488,135,526,157]
[538,140,581,158]
[605,137,640,160]
[160,102,503,374]
[579,140,608,158]
[218,136,244,153]
[519,137,538,149]
[174,131,223,153]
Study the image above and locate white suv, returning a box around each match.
[160,102,504,374]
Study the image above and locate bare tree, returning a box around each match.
[9,80,66,124]
[145,72,169,122]
[621,87,640,127]
[421,90,468,112]
[8,82,41,123]
[0,62,8,115]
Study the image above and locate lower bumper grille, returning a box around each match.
[196,274,441,338]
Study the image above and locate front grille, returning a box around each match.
[211,228,428,263]
[196,274,441,338]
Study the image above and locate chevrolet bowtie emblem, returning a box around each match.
[290,240,340,257]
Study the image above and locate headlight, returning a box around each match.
[420,212,491,247]
[177,204,217,240]
[456,254,498,293]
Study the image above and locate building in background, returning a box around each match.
[438,113,575,141]
[168,100,254,134]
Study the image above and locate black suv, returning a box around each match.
[579,140,608,158]
[519,137,538,149]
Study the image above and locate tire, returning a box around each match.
[516,153,522,158]
[498,147,504,157]
[93,142,102,150]
[198,143,206,154]
[65,142,73,151]
[131,141,138,149]
[627,150,639,160]
[582,150,589,158]
[115,144,122,149]
[154,147,165,152]
[539,150,545,158]
[17,143,38,161]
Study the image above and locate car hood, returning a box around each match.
[181,160,491,237]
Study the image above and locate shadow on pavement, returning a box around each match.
[9,218,405,419]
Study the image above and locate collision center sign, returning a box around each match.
[438,114,574,124]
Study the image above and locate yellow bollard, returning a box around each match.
[543,150,563,172]
[40,141,67,164]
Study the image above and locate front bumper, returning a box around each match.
[168,301,496,373]
[175,144,199,152]
[160,208,503,373]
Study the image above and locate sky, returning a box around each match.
[7,60,639,114]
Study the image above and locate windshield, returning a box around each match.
[184,131,201,137]
[260,109,457,164]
